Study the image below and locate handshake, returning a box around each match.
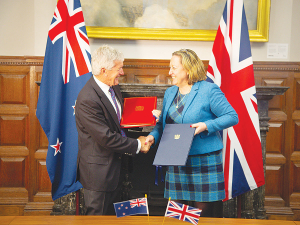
[136,110,160,154]
[137,135,155,154]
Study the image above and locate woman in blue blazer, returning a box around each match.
[146,49,238,217]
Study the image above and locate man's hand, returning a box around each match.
[138,136,151,153]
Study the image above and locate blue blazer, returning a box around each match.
[149,81,238,155]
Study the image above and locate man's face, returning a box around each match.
[105,60,124,86]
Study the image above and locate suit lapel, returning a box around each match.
[90,78,120,129]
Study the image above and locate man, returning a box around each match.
[75,45,150,215]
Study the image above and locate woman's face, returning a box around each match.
[169,55,189,87]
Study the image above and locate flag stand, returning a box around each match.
[162,198,171,225]
[76,190,80,215]
[237,195,241,218]
[145,194,150,225]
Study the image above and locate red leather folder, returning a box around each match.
[120,96,157,128]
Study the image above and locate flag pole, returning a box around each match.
[237,195,241,218]
[76,190,80,215]
[162,197,171,225]
[145,194,150,224]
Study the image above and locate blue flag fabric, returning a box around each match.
[36,0,92,200]
[114,198,149,218]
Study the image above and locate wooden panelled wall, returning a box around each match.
[0,57,299,220]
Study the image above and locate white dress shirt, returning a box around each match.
[93,76,141,152]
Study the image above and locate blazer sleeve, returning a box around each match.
[200,84,239,138]
[76,94,138,155]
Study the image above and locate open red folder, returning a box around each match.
[120,96,157,128]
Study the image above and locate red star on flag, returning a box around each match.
[72,100,76,115]
[51,138,63,156]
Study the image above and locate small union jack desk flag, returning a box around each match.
[165,200,202,225]
[114,198,149,218]
[36,0,92,200]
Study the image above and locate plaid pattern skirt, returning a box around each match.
[164,150,225,202]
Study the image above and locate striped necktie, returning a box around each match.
[109,87,126,137]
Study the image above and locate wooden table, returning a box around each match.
[0,216,298,225]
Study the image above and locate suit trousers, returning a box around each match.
[84,187,120,215]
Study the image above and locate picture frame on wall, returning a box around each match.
[82,0,270,42]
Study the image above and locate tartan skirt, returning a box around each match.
[164,150,225,202]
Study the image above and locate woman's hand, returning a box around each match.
[152,109,161,122]
[145,135,155,146]
[190,122,207,135]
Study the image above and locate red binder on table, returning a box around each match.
[120,96,157,128]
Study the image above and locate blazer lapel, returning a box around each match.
[90,78,120,129]
[163,86,178,126]
[181,82,199,119]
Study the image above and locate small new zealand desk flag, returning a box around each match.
[114,198,149,218]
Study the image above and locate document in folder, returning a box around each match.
[153,124,195,166]
[120,96,157,128]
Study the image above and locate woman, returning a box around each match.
[145,49,238,217]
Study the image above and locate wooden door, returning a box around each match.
[0,57,53,216]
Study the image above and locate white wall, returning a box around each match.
[0,0,35,55]
[0,0,299,61]
[33,0,57,56]
[290,0,300,61]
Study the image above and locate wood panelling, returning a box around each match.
[0,158,25,187]
[295,79,300,110]
[266,123,284,153]
[254,61,299,220]
[123,59,170,84]
[0,57,51,216]
[36,160,51,193]
[0,187,28,205]
[291,69,300,220]
[0,57,299,220]
[0,116,26,145]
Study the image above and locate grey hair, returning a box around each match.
[91,45,124,75]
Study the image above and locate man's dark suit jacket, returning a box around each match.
[75,77,138,192]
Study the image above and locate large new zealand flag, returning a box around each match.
[36,0,92,200]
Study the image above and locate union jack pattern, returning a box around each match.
[130,198,147,208]
[206,0,265,201]
[165,200,201,225]
[48,0,91,84]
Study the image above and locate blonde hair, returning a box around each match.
[172,49,206,84]
[91,45,124,76]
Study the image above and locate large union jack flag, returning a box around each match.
[36,0,92,200]
[206,0,265,201]
[165,200,202,225]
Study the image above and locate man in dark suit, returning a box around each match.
[75,45,150,215]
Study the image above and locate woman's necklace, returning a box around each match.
[176,91,189,109]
